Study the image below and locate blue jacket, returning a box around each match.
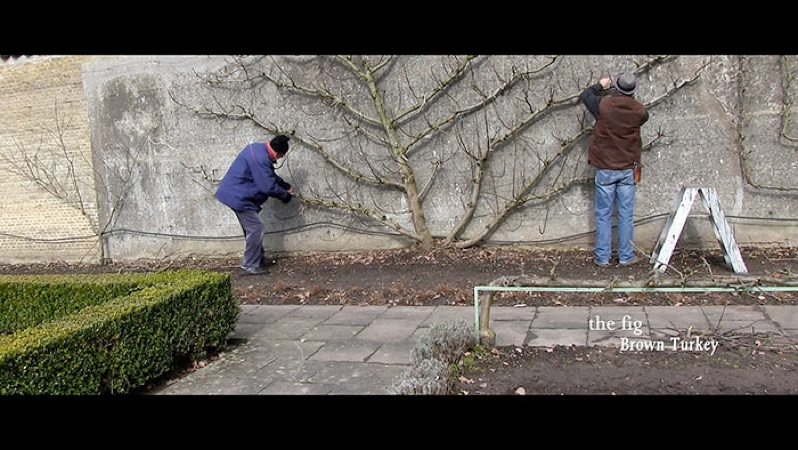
[215,143,292,212]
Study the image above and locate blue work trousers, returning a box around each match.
[594,168,636,264]
[232,209,265,269]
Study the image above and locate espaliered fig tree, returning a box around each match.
[173,55,704,249]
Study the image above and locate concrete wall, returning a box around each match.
[2,55,798,264]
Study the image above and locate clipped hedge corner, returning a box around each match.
[0,270,239,394]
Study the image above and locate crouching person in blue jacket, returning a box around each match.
[215,134,294,275]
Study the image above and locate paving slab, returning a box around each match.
[708,320,779,334]
[258,380,333,395]
[284,304,343,320]
[357,318,422,343]
[588,328,650,347]
[409,327,432,341]
[307,361,404,395]
[763,305,798,329]
[649,328,686,339]
[525,329,587,347]
[490,306,536,321]
[238,304,300,323]
[533,306,590,329]
[249,317,325,340]
[368,343,415,364]
[229,321,268,340]
[422,306,473,325]
[300,324,365,341]
[254,358,324,385]
[491,320,532,346]
[379,305,435,320]
[645,306,710,331]
[326,306,389,325]
[701,305,767,324]
[156,373,276,395]
[309,340,381,362]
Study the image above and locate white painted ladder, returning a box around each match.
[650,187,748,274]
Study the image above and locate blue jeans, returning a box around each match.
[594,168,636,264]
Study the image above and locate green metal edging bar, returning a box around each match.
[472,284,798,340]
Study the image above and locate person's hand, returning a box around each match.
[599,77,612,89]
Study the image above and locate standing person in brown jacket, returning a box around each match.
[579,71,649,267]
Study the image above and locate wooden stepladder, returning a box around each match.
[650,187,748,274]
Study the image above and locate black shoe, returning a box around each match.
[594,259,610,268]
[619,256,640,266]
[241,266,270,275]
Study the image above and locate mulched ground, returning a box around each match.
[6,245,794,307]
[453,340,798,395]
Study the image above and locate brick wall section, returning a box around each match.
[0,56,101,264]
